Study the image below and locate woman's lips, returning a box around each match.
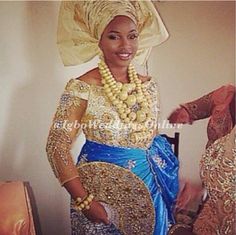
[116,53,132,60]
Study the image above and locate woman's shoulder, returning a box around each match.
[64,71,99,96]
[138,74,152,83]
[72,70,154,86]
[75,68,102,86]
[138,74,158,89]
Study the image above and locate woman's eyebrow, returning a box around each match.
[108,29,138,34]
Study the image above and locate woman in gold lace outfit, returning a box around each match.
[46,1,179,234]
[169,85,235,235]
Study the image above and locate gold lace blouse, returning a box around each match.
[46,78,160,185]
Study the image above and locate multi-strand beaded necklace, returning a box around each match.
[98,60,154,143]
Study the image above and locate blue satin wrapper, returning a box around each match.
[77,135,179,235]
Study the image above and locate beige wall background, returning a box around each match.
[0,1,234,235]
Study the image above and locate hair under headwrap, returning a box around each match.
[57,0,169,66]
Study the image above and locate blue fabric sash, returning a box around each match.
[77,135,179,235]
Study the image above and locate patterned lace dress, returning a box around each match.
[46,78,179,235]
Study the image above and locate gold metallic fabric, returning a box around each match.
[57,0,169,66]
[193,127,236,235]
[76,162,155,235]
[46,78,159,184]
[78,78,159,149]
[46,79,90,185]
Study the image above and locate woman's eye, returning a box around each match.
[129,34,138,40]
[108,34,119,40]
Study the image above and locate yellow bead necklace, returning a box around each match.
[98,60,152,124]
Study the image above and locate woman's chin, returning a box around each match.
[104,56,134,68]
[113,58,133,67]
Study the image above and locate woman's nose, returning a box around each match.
[120,37,131,49]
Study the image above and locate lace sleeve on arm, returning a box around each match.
[180,92,214,121]
[46,79,90,185]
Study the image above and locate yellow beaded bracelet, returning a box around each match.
[75,195,87,205]
[76,194,94,211]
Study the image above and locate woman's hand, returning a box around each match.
[168,107,192,124]
[83,200,109,224]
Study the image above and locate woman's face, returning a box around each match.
[99,15,138,68]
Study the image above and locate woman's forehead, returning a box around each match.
[104,15,138,32]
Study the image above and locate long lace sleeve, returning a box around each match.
[180,92,214,121]
[46,79,90,185]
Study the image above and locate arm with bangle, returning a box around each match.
[46,79,108,224]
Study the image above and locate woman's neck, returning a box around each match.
[106,63,130,83]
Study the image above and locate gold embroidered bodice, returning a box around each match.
[80,79,159,148]
[46,78,160,185]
